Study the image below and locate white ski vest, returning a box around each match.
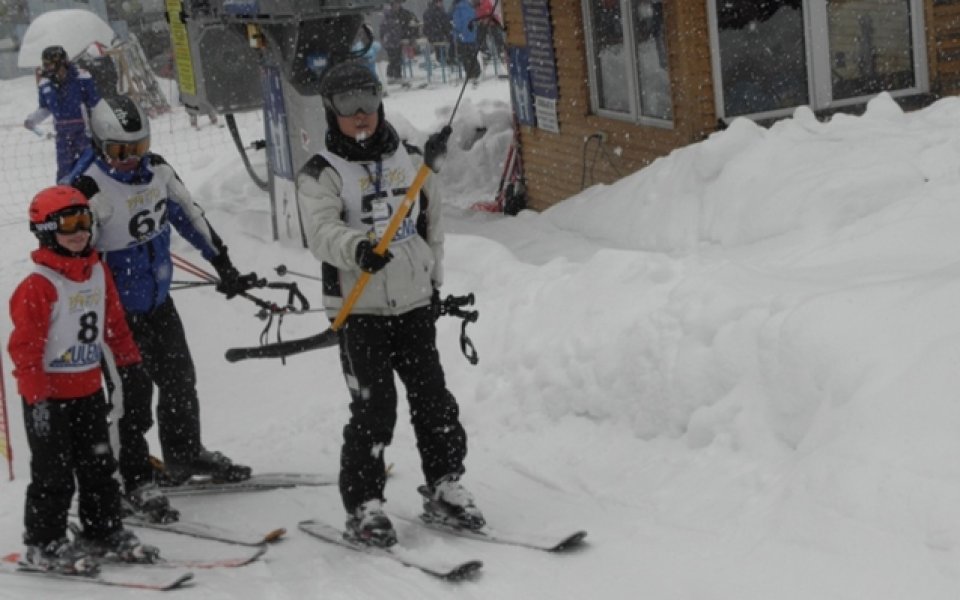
[86,169,167,251]
[35,263,106,374]
[319,146,421,246]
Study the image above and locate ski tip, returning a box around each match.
[263,528,287,543]
[1,553,19,564]
[224,348,245,362]
[250,545,270,562]
[550,530,588,552]
[170,572,196,589]
[445,560,483,581]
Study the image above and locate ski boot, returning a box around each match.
[162,449,252,485]
[344,500,398,548]
[419,474,486,530]
[74,526,160,564]
[21,537,98,575]
[123,482,180,523]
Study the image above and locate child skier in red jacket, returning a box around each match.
[8,185,159,575]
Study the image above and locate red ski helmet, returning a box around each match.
[29,185,92,251]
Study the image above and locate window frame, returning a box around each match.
[581,0,675,128]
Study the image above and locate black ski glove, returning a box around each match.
[424,125,452,173]
[430,287,442,322]
[211,250,260,299]
[355,240,393,273]
[116,364,153,424]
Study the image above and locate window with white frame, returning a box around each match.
[708,0,928,121]
[582,0,672,123]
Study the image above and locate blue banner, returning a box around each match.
[519,0,559,100]
[262,66,293,180]
[508,46,536,127]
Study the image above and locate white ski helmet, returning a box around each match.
[90,95,150,165]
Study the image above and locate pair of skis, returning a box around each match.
[0,472,317,590]
[298,514,587,581]
[158,469,587,581]
[0,543,267,591]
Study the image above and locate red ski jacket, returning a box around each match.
[8,247,142,404]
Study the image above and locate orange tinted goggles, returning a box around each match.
[56,209,93,234]
[102,137,150,161]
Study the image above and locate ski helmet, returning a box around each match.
[318,60,383,117]
[29,185,92,254]
[90,95,150,169]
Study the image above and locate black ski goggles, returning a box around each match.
[325,85,383,117]
[102,137,150,161]
[52,207,93,234]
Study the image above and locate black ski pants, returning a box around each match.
[102,362,157,493]
[337,306,468,513]
[458,42,481,80]
[22,392,124,546]
[385,44,404,81]
[124,296,203,465]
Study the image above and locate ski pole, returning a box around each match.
[170,252,309,315]
[331,164,432,331]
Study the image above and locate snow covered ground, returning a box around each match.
[3,68,960,599]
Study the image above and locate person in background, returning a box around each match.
[473,0,505,62]
[65,95,260,493]
[380,0,419,85]
[422,0,453,66]
[296,61,484,547]
[451,0,481,83]
[23,46,101,182]
[8,185,160,574]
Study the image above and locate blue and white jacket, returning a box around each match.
[70,151,225,314]
[26,64,100,134]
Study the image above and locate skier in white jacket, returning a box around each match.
[296,60,484,548]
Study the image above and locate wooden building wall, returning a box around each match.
[503,0,960,211]
[502,0,716,211]
[931,0,960,95]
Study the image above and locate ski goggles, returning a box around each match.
[52,207,93,234]
[102,137,151,161]
[326,85,383,116]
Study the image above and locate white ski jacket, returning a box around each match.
[297,143,445,318]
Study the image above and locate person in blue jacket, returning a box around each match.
[23,46,101,182]
[451,0,481,81]
[66,95,261,494]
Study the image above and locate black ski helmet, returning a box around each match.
[40,45,68,77]
[318,60,381,100]
[319,61,384,129]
